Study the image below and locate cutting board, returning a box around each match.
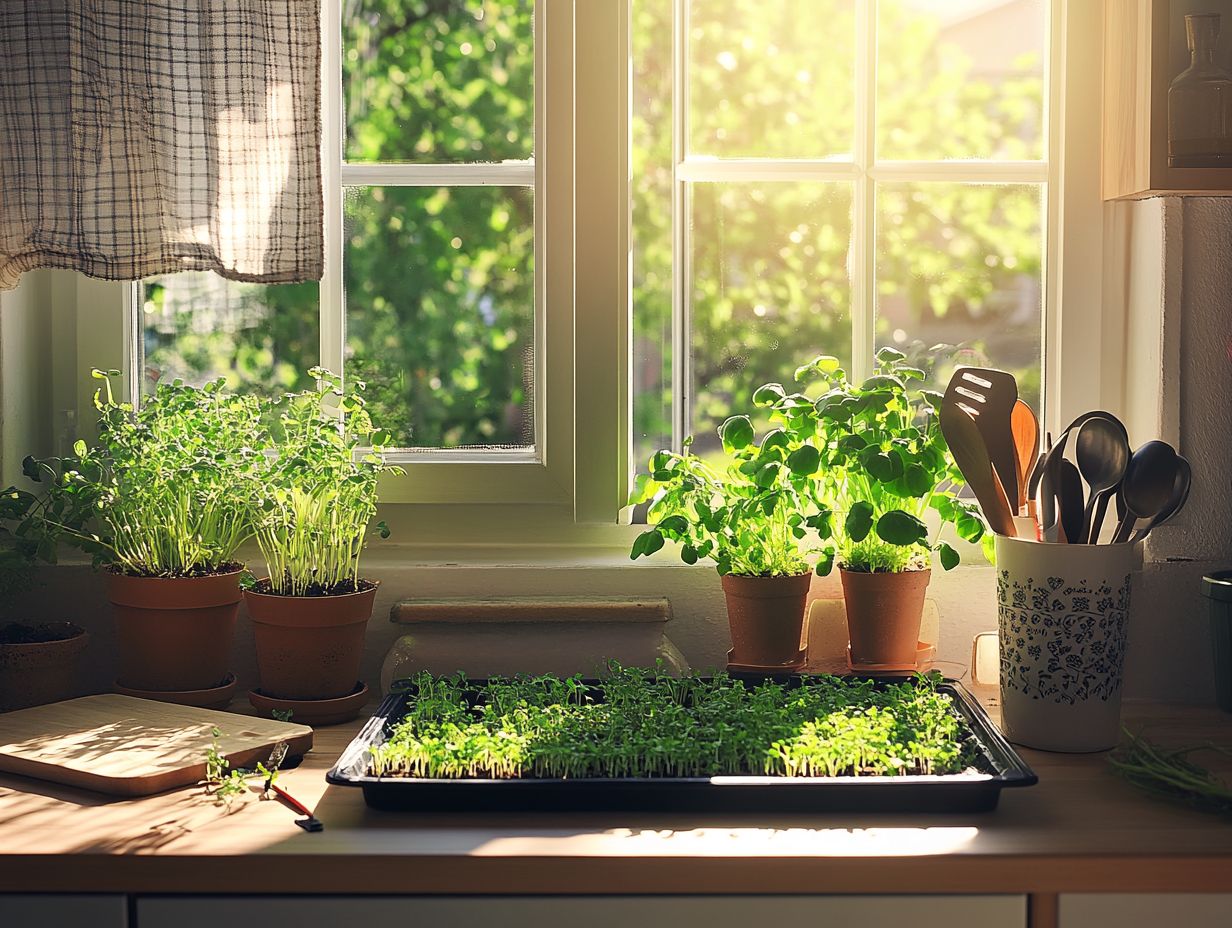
[0,694,314,797]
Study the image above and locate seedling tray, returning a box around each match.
[326,675,1036,813]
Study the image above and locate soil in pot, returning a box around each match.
[841,566,931,668]
[108,567,242,692]
[0,622,89,711]
[245,580,378,701]
[721,573,811,670]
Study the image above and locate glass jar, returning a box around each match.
[1168,12,1232,168]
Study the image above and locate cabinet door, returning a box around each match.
[0,894,127,928]
[1060,894,1232,926]
[139,895,1025,928]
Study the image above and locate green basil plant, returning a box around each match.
[630,348,987,576]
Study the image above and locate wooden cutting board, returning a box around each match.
[0,694,314,797]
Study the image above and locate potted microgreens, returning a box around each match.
[0,372,262,704]
[243,370,401,724]
[794,348,987,669]
[629,397,828,671]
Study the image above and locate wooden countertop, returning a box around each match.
[1,696,1230,896]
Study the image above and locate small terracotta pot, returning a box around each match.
[245,582,378,701]
[0,625,89,711]
[840,567,931,668]
[721,573,812,668]
[108,570,241,691]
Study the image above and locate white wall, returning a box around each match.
[0,270,54,487]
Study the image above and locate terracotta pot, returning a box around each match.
[245,582,378,701]
[721,573,811,669]
[108,570,241,691]
[840,567,931,668]
[0,625,89,711]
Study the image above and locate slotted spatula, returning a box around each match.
[945,368,1020,514]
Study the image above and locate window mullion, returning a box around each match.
[319,0,345,381]
[851,0,877,383]
[339,162,536,187]
[671,0,690,453]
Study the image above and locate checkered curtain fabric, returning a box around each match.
[0,1,323,291]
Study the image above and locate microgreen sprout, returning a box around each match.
[202,728,287,807]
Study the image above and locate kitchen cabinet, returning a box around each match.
[1060,893,1232,926]
[1104,0,1232,199]
[0,894,127,927]
[138,895,1026,928]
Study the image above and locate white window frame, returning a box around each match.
[104,0,1106,555]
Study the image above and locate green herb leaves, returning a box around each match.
[0,369,403,588]
[630,347,986,577]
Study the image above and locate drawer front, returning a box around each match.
[0,894,127,928]
[139,895,1026,928]
[1060,894,1232,927]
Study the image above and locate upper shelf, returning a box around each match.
[1104,0,1232,200]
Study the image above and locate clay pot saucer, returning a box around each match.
[248,682,369,727]
[725,647,808,675]
[114,671,239,710]
[845,641,936,675]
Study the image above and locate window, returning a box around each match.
[120,0,1100,545]
[139,0,540,452]
[632,0,1052,473]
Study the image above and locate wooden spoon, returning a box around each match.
[1010,400,1039,513]
[939,397,1017,537]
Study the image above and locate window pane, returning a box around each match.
[876,0,1046,161]
[343,0,534,164]
[344,186,534,449]
[140,274,318,398]
[875,182,1042,411]
[690,182,853,456]
[688,0,856,159]
[632,0,675,470]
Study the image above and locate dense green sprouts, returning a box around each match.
[1,372,262,577]
[368,666,981,780]
[249,369,403,597]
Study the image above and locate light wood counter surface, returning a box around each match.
[0,695,1229,896]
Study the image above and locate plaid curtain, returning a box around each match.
[0,1,323,291]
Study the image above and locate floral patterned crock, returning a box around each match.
[994,536,1138,753]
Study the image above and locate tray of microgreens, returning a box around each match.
[327,665,1036,812]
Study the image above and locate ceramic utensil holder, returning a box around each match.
[994,536,1137,752]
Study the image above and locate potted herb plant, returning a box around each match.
[243,370,401,724]
[1,372,262,705]
[629,399,828,671]
[0,553,88,712]
[793,348,987,669]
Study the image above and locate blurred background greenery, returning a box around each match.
[140,0,1044,463]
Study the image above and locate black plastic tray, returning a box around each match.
[326,676,1037,813]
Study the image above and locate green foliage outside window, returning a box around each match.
[142,0,1043,456]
